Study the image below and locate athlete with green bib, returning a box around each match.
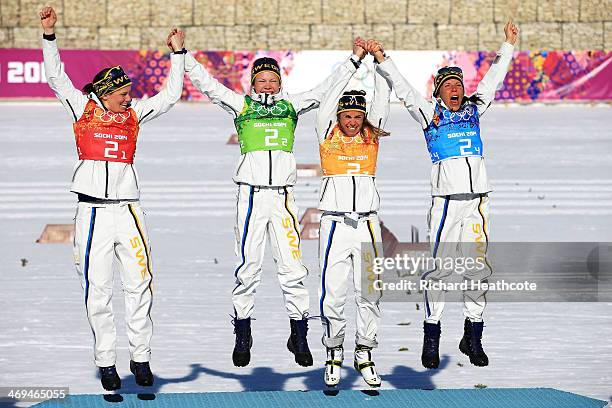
[185,40,367,367]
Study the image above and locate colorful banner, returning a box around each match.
[436,50,612,102]
[0,48,610,101]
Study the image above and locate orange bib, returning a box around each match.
[320,124,379,176]
[73,100,139,163]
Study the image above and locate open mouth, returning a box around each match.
[450,95,459,102]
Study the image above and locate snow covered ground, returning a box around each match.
[0,103,611,406]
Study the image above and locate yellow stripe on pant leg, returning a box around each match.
[128,204,153,289]
[366,219,383,302]
[283,187,301,249]
[477,196,493,277]
[367,219,379,259]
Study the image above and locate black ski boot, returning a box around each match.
[99,365,121,391]
[130,361,154,386]
[287,318,313,367]
[232,317,252,367]
[459,318,489,367]
[421,321,441,369]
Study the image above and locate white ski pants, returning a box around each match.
[232,184,309,320]
[73,201,153,367]
[318,213,382,349]
[422,194,492,324]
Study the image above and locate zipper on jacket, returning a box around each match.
[352,176,356,212]
[268,151,272,185]
[320,178,330,202]
[465,157,474,193]
[324,120,333,139]
[418,108,429,127]
[105,161,109,198]
[131,164,139,190]
[236,155,246,175]
[66,99,77,121]
[71,161,84,183]
[139,109,154,123]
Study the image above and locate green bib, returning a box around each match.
[234,96,298,154]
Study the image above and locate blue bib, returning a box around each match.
[423,103,483,163]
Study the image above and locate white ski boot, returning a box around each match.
[354,345,381,387]
[324,346,343,387]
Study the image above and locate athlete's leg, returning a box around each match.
[319,217,352,348]
[422,196,462,324]
[460,194,492,322]
[114,202,154,363]
[352,216,382,348]
[268,187,309,319]
[73,203,116,367]
[232,185,269,319]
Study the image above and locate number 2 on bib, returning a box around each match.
[104,141,127,160]
[459,138,472,155]
[104,141,119,158]
[347,163,361,174]
[264,128,287,147]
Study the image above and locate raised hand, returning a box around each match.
[366,39,386,63]
[167,28,185,52]
[353,37,367,61]
[504,19,519,45]
[39,6,57,35]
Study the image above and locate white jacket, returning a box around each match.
[376,41,514,196]
[185,52,359,187]
[43,38,185,200]
[315,65,391,213]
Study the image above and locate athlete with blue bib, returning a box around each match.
[371,20,519,369]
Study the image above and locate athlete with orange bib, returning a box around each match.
[40,7,186,391]
[315,40,391,388]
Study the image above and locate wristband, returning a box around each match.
[43,33,56,41]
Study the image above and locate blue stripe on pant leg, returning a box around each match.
[422,196,449,319]
[319,220,336,339]
[84,207,97,307]
[234,186,255,278]
[232,186,255,317]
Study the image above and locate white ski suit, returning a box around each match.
[185,53,361,320]
[43,37,185,367]
[316,66,391,348]
[375,41,514,323]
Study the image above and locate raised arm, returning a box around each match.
[288,37,365,117]
[40,6,87,121]
[366,40,391,131]
[475,20,518,116]
[184,50,245,117]
[132,28,186,125]
[315,38,367,142]
[373,42,434,129]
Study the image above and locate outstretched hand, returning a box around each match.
[353,37,367,61]
[39,6,57,35]
[166,28,185,52]
[504,19,519,45]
